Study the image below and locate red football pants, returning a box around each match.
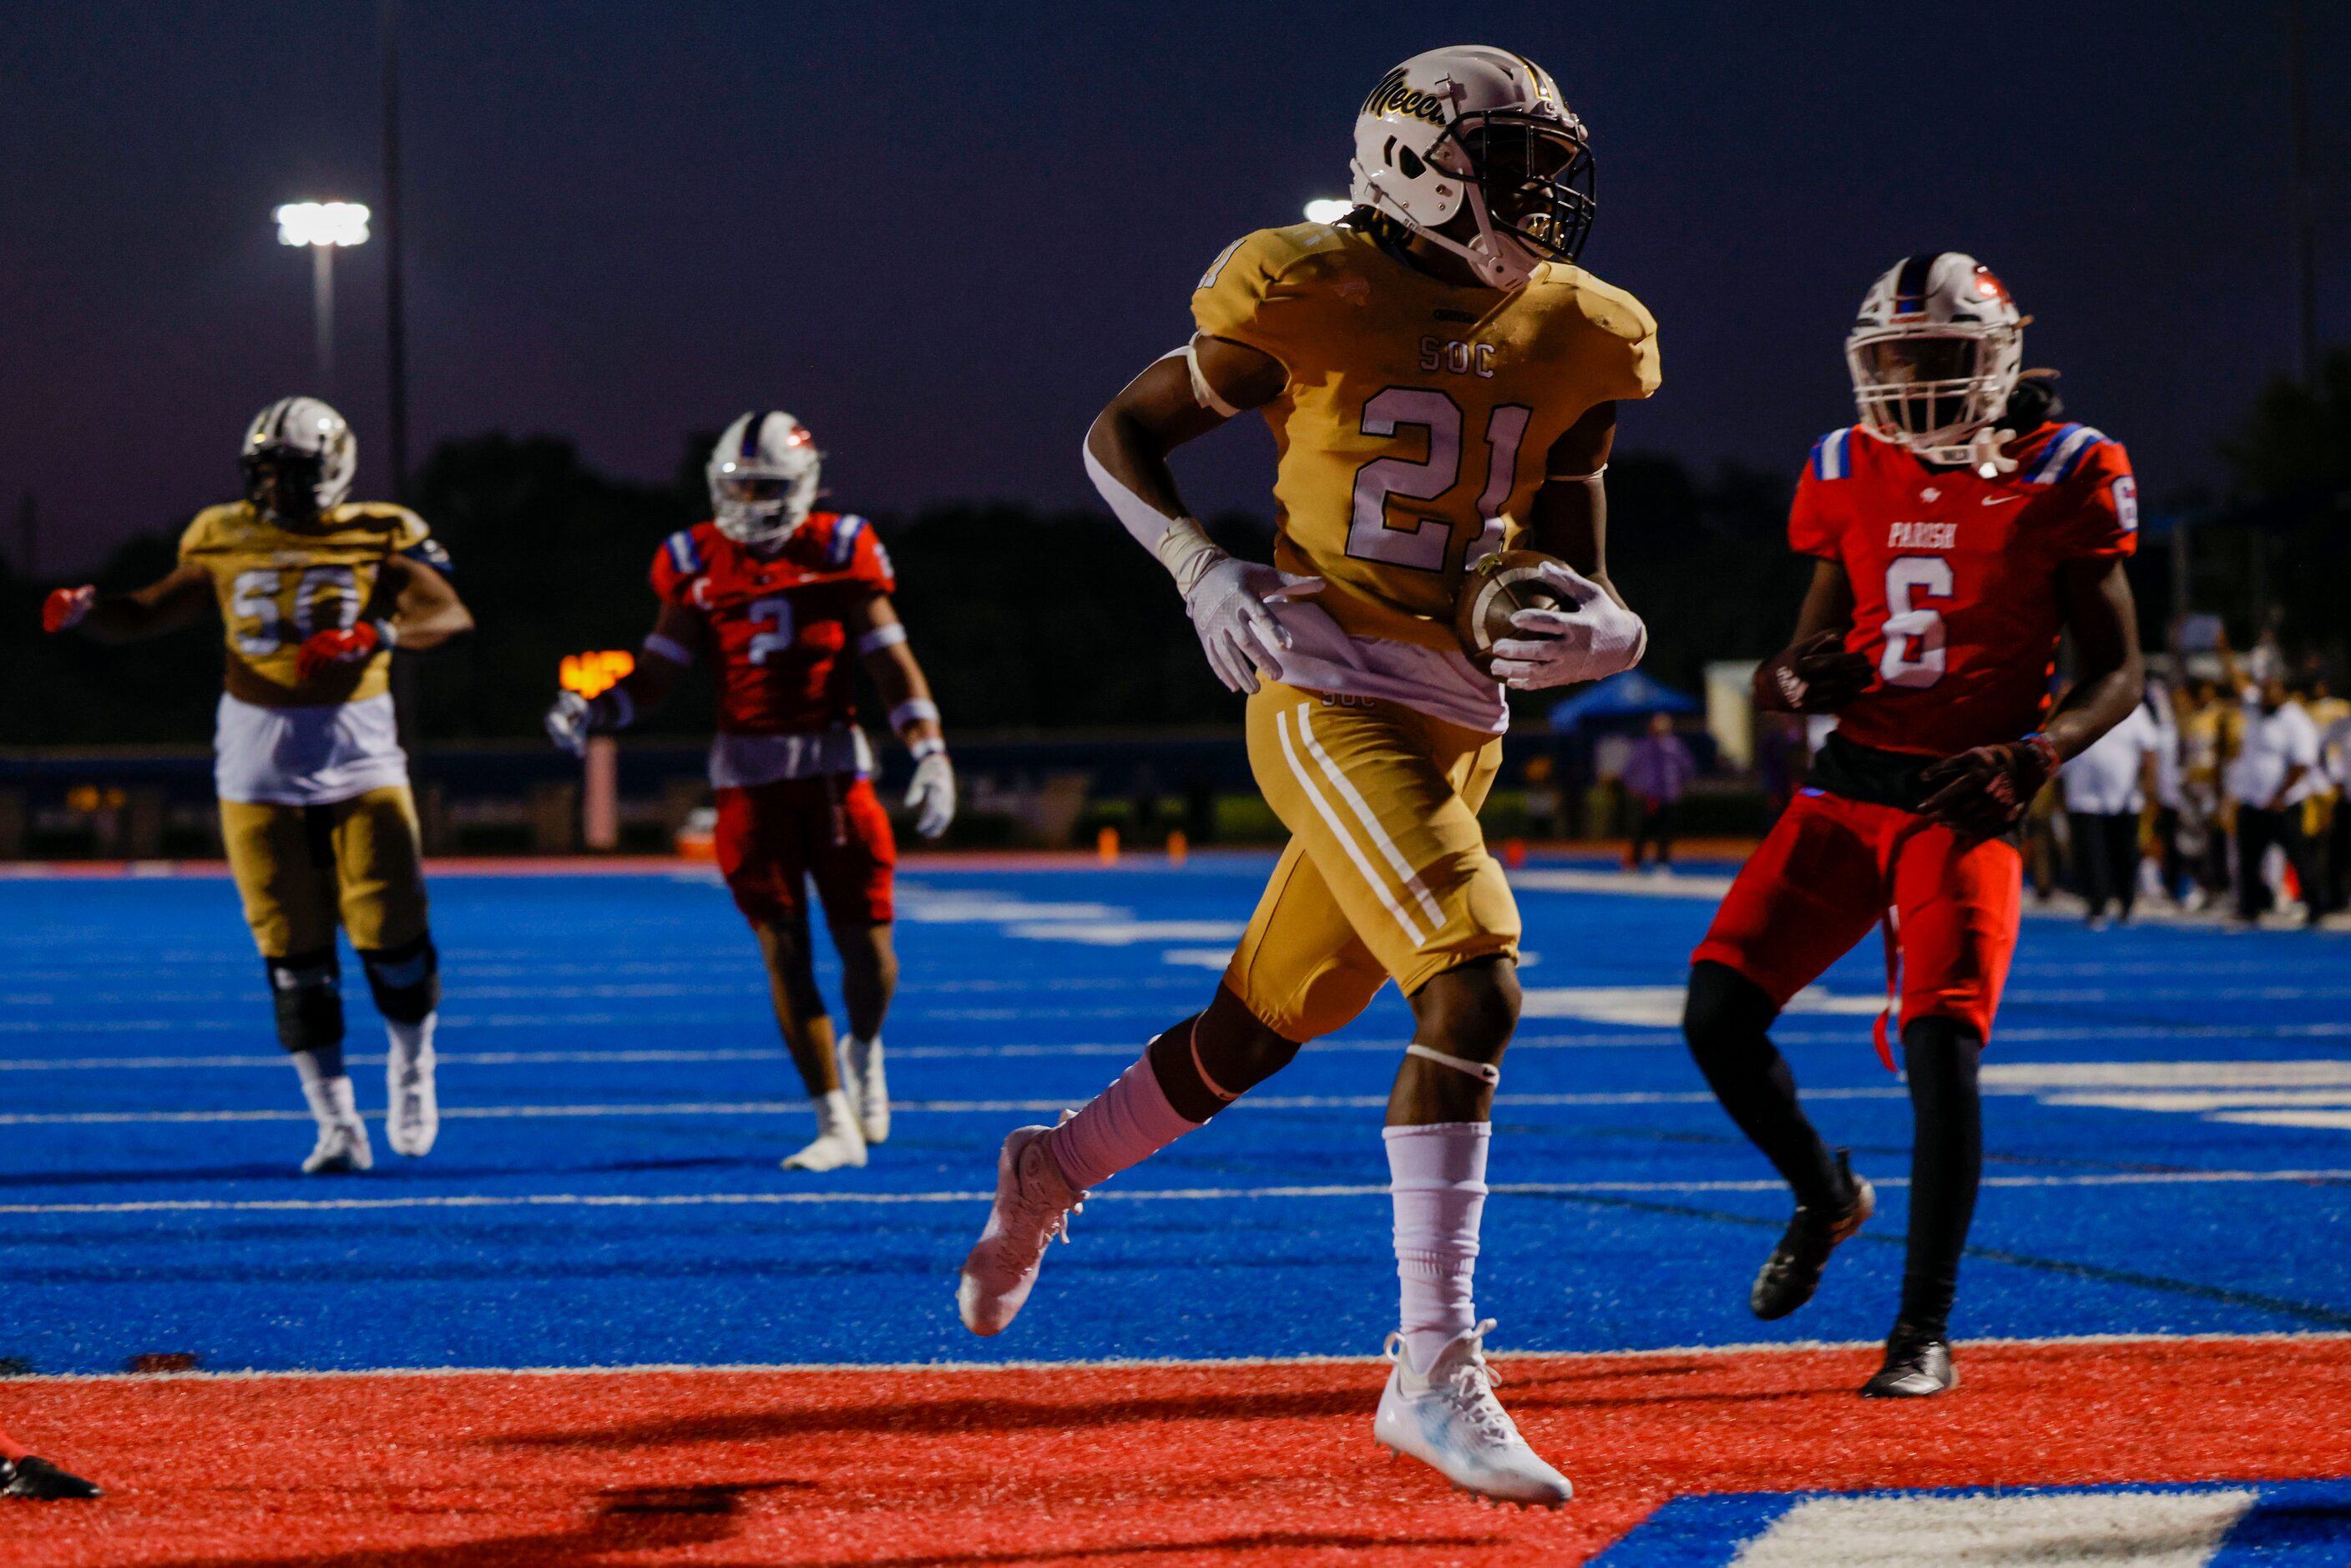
[712,774,897,929]
[1691,789,2022,1044]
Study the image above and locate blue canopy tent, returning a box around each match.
[1545,670,1701,731]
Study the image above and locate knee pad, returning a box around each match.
[1683,959,1779,1062]
[267,948,345,1055]
[359,933,440,1025]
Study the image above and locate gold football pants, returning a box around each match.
[219,787,430,959]
[1223,684,1518,1042]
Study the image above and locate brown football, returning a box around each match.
[1454,549,1567,675]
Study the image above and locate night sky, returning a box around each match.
[3,2,2344,574]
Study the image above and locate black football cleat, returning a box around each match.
[1860,1324,1959,1399]
[1,1455,104,1500]
[1750,1150,1873,1322]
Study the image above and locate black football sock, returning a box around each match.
[1683,961,1846,1210]
[1898,1016,1984,1338]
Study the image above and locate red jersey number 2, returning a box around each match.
[747,597,795,665]
[1878,556,1954,690]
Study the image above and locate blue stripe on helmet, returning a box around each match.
[742,412,770,461]
[1893,252,1940,315]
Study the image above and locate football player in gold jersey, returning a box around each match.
[43,397,473,1173]
[958,46,1657,1505]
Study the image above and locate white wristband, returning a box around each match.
[857,622,908,655]
[909,736,947,761]
[890,698,940,731]
[643,631,695,667]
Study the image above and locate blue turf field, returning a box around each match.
[2,858,2347,1376]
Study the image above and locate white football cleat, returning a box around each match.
[957,1120,1087,1336]
[781,1089,867,1171]
[840,1034,889,1146]
[1374,1321,1572,1509]
[384,1022,439,1157]
[301,1116,374,1175]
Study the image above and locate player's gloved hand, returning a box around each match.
[906,749,956,840]
[545,687,634,757]
[1183,556,1324,695]
[42,585,95,634]
[295,619,393,680]
[1488,560,1647,690]
[1918,734,2061,839]
[545,691,593,757]
[1754,629,1873,713]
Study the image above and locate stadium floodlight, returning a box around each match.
[275,201,372,248]
[1302,199,1352,225]
[275,202,371,392]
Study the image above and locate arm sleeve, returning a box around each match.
[1787,464,1842,560]
[2054,441,2139,561]
[1190,228,1325,379]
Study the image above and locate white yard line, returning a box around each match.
[4,1166,2345,1216]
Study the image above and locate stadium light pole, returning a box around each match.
[275,201,371,397]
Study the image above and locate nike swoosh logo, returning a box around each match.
[1983,494,2025,507]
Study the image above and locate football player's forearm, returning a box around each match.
[82,585,205,642]
[1524,478,1628,609]
[2045,560,2144,762]
[386,598,473,650]
[862,647,943,747]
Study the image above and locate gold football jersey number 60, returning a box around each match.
[230,566,361,656]
[1347,388,1531,572]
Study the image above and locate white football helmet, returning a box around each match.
[240,397,355,520]
[1846,253,2025,468]
[707,411,821,553]
[1347,45,1595,291]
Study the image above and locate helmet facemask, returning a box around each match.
[1438,113,1595,282]
[241,450,328,524]
[1846,324,2022,467]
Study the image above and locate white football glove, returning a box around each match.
[1184,557,1324,695]
[544,691,591,757]
[1487,560,1649,690]
[906,751,956,840]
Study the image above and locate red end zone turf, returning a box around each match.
[5,1335,2344,1567]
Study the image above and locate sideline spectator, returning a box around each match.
[2174,680,2230,909]
[2222,639,2323,926]
[2315,685,2351,918]
[2062,696,2161,927]
[1621,712,1696,873]
[2144,676,2187,903]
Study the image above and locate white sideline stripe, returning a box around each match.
[2220,1110,2351,1130]
[0,1089,1933,1125]
[0,1033,1676,1072]
[1297,704,1445,929]
[8,1328,2345,1385]
[1276,706,1424,944]
[7,1167,2347,1216]
[1737,1488,2251,1568]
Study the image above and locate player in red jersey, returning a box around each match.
[546,412,956,1171]
[1681,254,2146,1398]
[0,1421,99,1500]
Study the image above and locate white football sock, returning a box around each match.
[1386,1121,1490,1375]
[1044,1052,1202,1190]
[814,1088,860,1141]
[386,1014,436,1070]
[289,1044,345,1092]
[299,1072,361,1130]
